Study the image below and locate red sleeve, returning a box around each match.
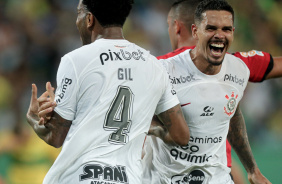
[157,46,195,60]
[226,140,232,168]
[233,50,273,82]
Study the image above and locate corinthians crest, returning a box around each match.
[224,92,238,116]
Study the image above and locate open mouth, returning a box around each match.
[209,43,225,57]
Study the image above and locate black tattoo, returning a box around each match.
[43,112,72,148]
[228,106,257,173]
[158,105,182,130]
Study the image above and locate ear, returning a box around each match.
[86,12,95,29]
[174,20,181,35]
[191,24,198,40]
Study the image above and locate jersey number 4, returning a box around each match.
[104,86,134,145]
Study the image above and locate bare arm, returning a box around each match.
[26,83,71,148]
[228,105,271,184]
[265,57,282,79]
[150,104,190,146]
[148,115,176,145]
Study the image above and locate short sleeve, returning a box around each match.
[233,50,273,82]
[154,67,179,115]
[54,55,78,121]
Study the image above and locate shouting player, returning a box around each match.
[155,0,281,183]
[143,1,271,183]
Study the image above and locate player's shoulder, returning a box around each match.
[63,42,94,61]
[157,46,195,60]
[225,53,248,67]
[159,48,191,63]
[232,50,272,68]
[225,53,250,75]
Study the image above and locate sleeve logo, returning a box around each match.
[239,50,264,57]
[56,77,72,103]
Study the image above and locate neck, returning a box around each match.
[177,37,197,49]
[92,27,124,41]
[190,48,222,75]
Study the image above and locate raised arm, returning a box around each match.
[265,57,282,79]
[228,105,271,184]
[26,83,71,148]
[149,104,190,146]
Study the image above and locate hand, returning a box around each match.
[148,115,178,146]
[248,168,272,184]
[148,115,166,136]
[38,82,56,124]
[26,84,44,125]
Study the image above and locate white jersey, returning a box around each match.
[143,49,249,184]
[43,39,179,184]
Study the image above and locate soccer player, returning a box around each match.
[160,0,282,81]
[142,0,271,183]
[26,0,190,183]
[158,0,281,183]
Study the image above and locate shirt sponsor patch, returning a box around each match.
[171,170,205,184]
[56,77,72,103]
[239,50,264,57]
[224,74,245,86]
[170,74,197,85]
[79,164,128,184]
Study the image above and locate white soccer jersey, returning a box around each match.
[142,49,250,184]
[43,39,179,184]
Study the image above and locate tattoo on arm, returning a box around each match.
[149,115,176,146]
[155,105,186,145]
[228,106,257,173]
[40,112,72,148]
[158,105,182,130]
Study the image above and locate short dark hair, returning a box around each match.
[170,0,204,30]
[82,0,134,27]
[194,0,234,25]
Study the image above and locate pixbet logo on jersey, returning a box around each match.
[170,74,196,85]
[100,49,145,65]
[79,164,128,183]
[171,170,205,184]
[224,74,245,86]
[224,92,238,116]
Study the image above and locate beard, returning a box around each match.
[207,58,224,66]
[78,17,92,45]
[207,55,225,66]
[80,29,92,45]
[80,34,91,45]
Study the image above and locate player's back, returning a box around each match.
[44,39,175,184]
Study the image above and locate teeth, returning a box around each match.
[211,50,222,56]
[210,43,224,48]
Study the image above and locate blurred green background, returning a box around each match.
[0,0,281,183]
